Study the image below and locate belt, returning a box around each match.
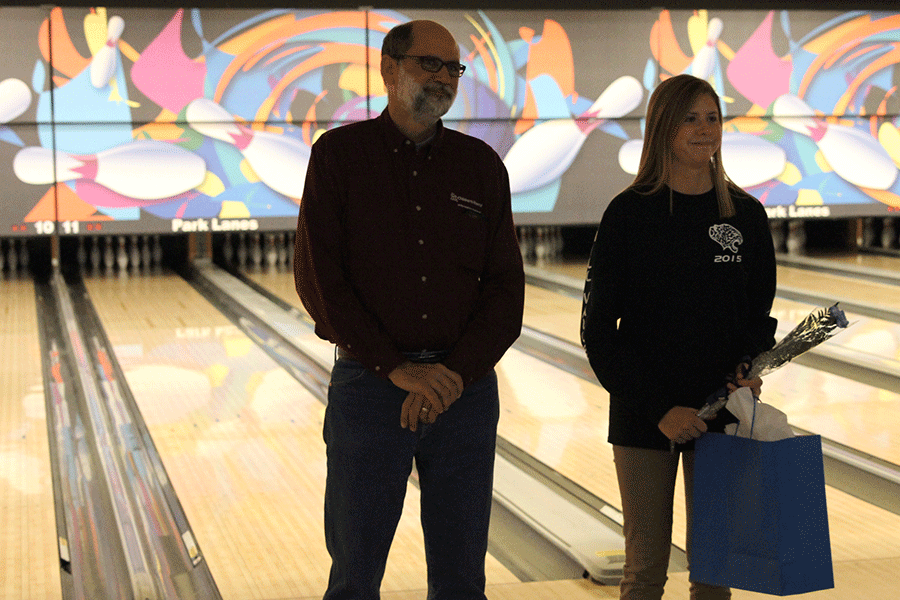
[336,347,449,364]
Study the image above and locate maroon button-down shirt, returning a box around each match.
[294,109,525,386]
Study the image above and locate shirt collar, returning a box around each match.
[379,108,445,154]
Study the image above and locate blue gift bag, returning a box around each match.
[691,432,834,595]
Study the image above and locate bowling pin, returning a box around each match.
[0,78,31,123]
[103,236,114,269]
[13,140,206,201]
[287,231,295,267]
[265,234,278,270]
[250,233,262,270]
[773,94,898,190]
[770,220,786,253]
[141,235,151,268]
[691,18,724,80]
[278,232,288,268]
[77,237,87,270]
[785,219,805,254]
[534,227,548,264]
[116,236,128,271]
[237,233,248,269]
[185,98,309,199]
[721,133,786,188]
[7,238,17,272]
[129,235,140,270]
[152,235,163,267]
[618,138,644,176]
[861,217,876,248]
[882,217,896,249]
[505,76,643,194]
[519,227,534,262]
[618,133,786,189]
[90,16,124,89]
[223,233,234,265]
[18,239,27,270]
[91,237,101,272]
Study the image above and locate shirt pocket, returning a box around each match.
[451,206,488,273]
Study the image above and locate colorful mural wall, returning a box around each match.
[1,7,899,236]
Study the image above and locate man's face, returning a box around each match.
[396,60,457,123]
[386,23,460,126]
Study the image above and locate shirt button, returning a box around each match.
[422,314,428,319]
[405,140,411,145]
[375,366,381,371]
[418,239,424,245]
[416,205,422,211]
[393,148,398,153]
[421,276,427,282]
[412,170,418,176]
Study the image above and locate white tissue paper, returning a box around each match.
[723,387,795,441]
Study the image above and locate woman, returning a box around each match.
[581,74,777,599]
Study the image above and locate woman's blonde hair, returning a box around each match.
[629,74,737,218]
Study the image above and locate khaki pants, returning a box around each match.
[613,446,731,600]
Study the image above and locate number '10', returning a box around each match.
[33,221,81,235]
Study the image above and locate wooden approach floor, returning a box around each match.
[0,276,61,600]
[83,273,518,600]
[248,261,900,600]
[4,250,900,600]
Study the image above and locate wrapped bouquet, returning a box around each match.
[746,303,850,379]
[695,303,849,423]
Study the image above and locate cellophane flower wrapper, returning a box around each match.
[747,303,849,379]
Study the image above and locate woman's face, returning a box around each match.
[670,93,722,172]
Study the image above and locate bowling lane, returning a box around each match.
[535,255,900,315]
[243,268,900,569]
[795,250,900,273]
[83,272,518,599]
[525,278,900,464]
[777,263,900,314]
[0,278,62,600]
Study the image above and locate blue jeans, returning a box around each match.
[322,359,500,600]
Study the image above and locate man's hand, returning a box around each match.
[388,361,463,412]
[400,392,440,432]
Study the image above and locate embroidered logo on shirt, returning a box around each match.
[709,224,743,252]
[450,192,483,215]
[709,224,744,263]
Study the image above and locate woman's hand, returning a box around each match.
[659,406,708,445]
[727,361,762,397]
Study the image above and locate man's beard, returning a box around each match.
[398,69,455,124]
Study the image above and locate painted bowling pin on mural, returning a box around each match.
[90,16,125,89]
[691,18,724,80]
[13,139,206,201]
[504,75,643,195]
[720,132,786,187]
[773,93,898,190]
[618,133,786,188]
[0,78,31,123]
[186,98,309,199]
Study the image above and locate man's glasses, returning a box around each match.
[393,54,466,78]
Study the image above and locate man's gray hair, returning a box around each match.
[382,22,415,57]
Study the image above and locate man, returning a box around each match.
[294,19,525,600]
